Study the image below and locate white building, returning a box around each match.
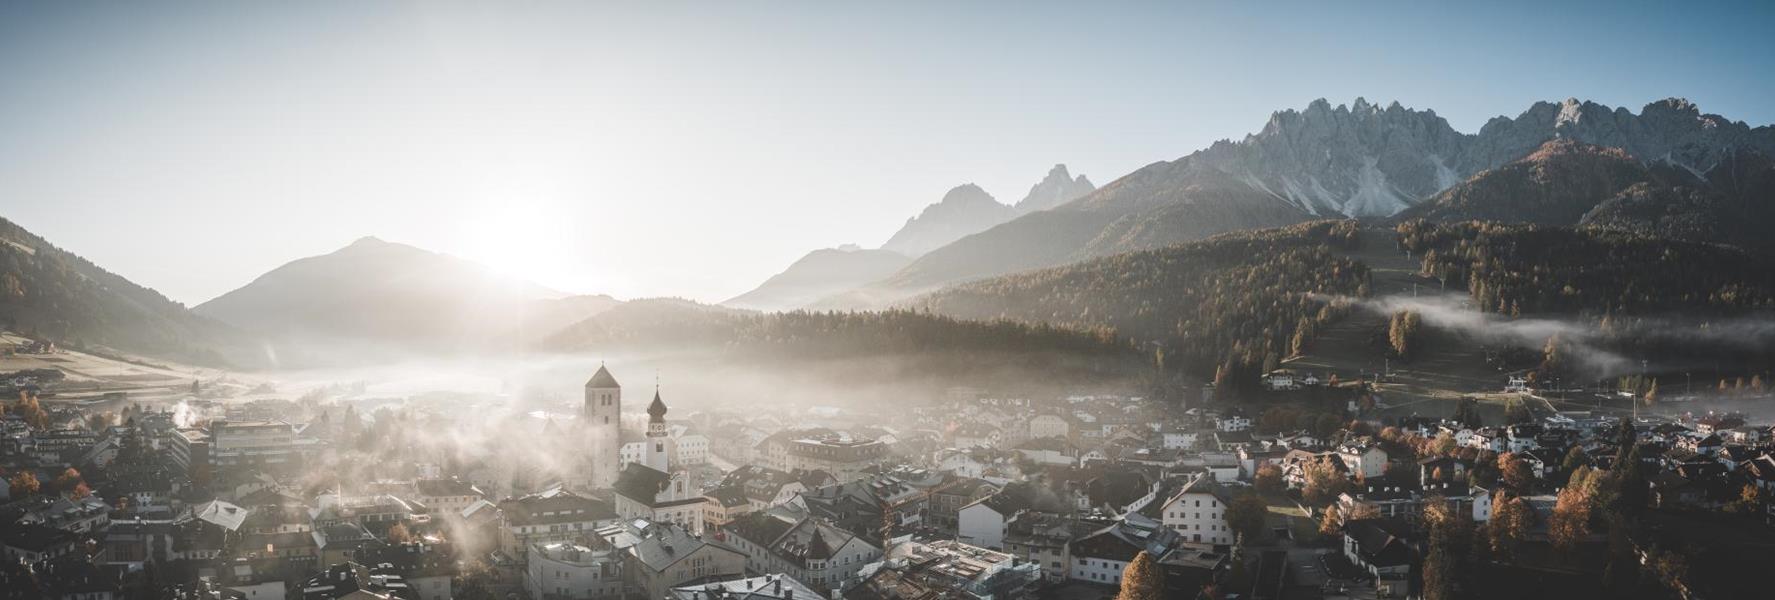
[525,542,625,600]
[1336,440,1389,480]
[1156,475,1235,548]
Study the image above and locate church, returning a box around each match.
[581,365,707,532]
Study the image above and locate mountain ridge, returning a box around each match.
[827,97,1775,309]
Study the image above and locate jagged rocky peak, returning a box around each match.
[1015,164,1097,213]
[880,183,1018,257]
[1202,97,1469,217]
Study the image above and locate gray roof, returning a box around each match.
[586,365,621,389]
[630,524,744,573]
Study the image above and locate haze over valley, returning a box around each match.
[3,3,1775,600]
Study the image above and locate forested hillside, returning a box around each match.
[1398,220,1775,316]
[0,217,253,366]
[542,298,1140,381]
[912,220,1371,384]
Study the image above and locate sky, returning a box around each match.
[2,1,1772,306]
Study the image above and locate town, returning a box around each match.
[4,351,1773,600]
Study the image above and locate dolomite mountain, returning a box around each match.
[841,97,1775,306]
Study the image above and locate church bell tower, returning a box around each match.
[584,364,622,488]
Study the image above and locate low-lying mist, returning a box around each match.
[1329,292,1775,382]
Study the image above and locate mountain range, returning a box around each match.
[799,97,1775,309]
[4,96,1771,373]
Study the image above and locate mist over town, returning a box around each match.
[4,3,1775,600]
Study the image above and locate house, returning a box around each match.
[1416,456,1470,486]
[957,482,1071,551]
[624,523,747,600]
[1068,518,1179,586]
[1003,511,1095,583]
[927,477,1000,533]
[1,523,80,563]
[1343,519,1415,599]
[1336,438,1389,480]
[1722,426,1766,445]
[1152,475,1235,549]
[1216,411,1252,433]
[702,486,753,529]
[719,512,882,594]
[497,488,620,563]
[412,479,483,521]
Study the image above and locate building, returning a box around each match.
[668,574,823,600]
[613,464,707,534]
[525,542,625,600]
[1336,438,1389,480]
[413,479,484,521]
[1027,414,1071,441]
[625,523,747,600]
[781,434,891,482]
[720,512,882,595]
[702,486,753,529]
[584,366,623,490]
[297,562,418,600]
[498,489,621,563]
[1155,475,1235,549]
[1068,518,1179,586]
[1342,519,1415,598]
[854,540,1041,600]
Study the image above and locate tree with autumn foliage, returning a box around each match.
[8,470,40,498]
[13,390,47,429]
[1115,551,1164,600]
[1253,463,1283,495]
[1302,458,1350,505]
[1497,452,1535,491]
[1549,466,1598,553]
[1318,504,1342,537]
[1421,499,1474,600]
[1487,491,1529,560]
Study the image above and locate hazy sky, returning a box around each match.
[3,1,1772,305]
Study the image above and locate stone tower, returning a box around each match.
[584,365,622,489]
[642,389,671,472]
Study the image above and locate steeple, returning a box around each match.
[647,390,668,423]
